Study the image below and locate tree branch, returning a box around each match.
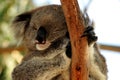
[60,0,89,80]
[0,46,25,53]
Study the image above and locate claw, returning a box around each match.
[81,26,98,46]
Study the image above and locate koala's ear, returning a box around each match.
[12,12,32,43]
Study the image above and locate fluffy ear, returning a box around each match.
[12,12,32,44]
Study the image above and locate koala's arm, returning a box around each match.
[88,44,107,80]
[82,26,107,80]
[12,52,70,80]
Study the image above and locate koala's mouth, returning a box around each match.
[34,40,51,51]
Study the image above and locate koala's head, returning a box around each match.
[12,5,68,51]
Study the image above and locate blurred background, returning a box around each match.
[0,0,120,80]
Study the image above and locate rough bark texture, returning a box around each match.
[60,0,89,80]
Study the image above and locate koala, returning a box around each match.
[12,5,107,80]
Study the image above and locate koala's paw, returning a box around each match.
[81,26,97,45]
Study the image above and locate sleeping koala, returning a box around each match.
[12,5,107,80]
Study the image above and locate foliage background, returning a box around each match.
[0,0,35,80]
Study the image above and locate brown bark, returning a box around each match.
[60,0,89,80]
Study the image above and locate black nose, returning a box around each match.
[36,27,47,44]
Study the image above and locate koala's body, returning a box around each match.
[12,5,107,80]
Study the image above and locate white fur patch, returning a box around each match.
[35,40,51,50]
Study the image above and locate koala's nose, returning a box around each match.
[36,27,47,44]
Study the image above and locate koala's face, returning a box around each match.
[13,5,68,51]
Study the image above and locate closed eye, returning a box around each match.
[32,26,37,30]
